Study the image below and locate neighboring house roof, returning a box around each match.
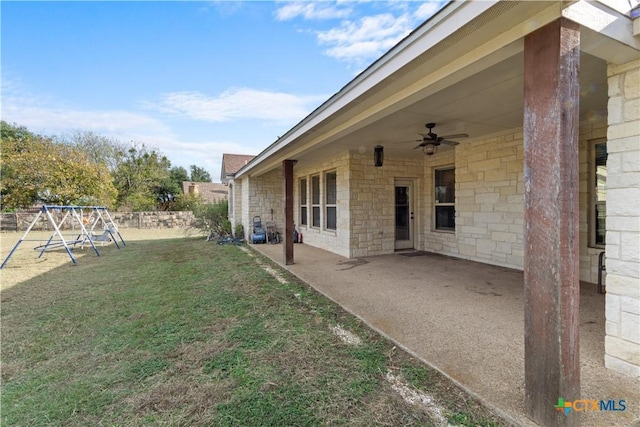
[182,182,228,204]
[221,154,256,184]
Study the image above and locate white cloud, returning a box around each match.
[1,81,171,139]
[274,1,446,69]
[316,13,413,67]
[275,2,352,21]
[415,2,443,20]
[149,88,326,123]
[1,80,286,180]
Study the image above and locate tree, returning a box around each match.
[62,130,125,172]
[112,143,171,211]
[154,167,190,210]
[189,165,212,182]
[1,121,117,210]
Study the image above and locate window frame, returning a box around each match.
[299,178,308,227]
[325,170,337,231]
[589,138,607,248]
[434,166,456,232]
[311,174,321,228]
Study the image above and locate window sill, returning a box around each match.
[432,228,455,234]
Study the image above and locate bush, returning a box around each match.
[234,224,244,240]
[191,199,231,237]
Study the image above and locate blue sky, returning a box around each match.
[2,1,446,181]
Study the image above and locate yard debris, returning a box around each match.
[207,234,244,245]
[385,371,454,427]
[330,324,362,346]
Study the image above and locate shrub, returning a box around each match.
[192,199,231,237]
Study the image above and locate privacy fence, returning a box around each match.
[1,210,196,231]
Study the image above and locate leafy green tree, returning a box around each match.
[1,121,117,210]
[157,166,191,210]
[171,166,189,187]
[112,144,171,211]
[189,165,212,182]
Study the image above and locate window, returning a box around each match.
[325,171,337,230]
[591,140,607,247]
[311,175,321,228]
[299,178,308,226]
[435,167,455,231]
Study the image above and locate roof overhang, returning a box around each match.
[235,0,640,179]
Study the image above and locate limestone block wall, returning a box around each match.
[227,181,245,237]
[248,169,283,235]
[294,153,350,257]
[1,210,195,231]
[605,59,640,379]
[423,132,525,268]
[420,126,612,284]
[348,152,424,258]
[241,178,251,240]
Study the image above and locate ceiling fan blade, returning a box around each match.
[440,133,469,139]
[440,139,460,146]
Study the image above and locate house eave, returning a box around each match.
[235,0,497,179]
[234,0,639,180]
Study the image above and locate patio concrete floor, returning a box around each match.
[250,243,640,427]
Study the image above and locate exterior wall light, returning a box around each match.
[374,145,384,167]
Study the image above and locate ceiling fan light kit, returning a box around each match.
[423,143,438,156]
[408,122,469,156]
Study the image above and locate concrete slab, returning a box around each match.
[250,243,640,427]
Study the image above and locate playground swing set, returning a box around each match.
[0,205,126,269]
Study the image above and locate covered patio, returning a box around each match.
[251,242,640,427]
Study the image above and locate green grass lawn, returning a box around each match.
[1,236,504,426]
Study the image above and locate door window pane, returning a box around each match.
[395,186,409,240]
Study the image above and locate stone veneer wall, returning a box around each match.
[1,210,195,231]
[421,126,608,284]
[227,182,245,237]
[248,169,284,235]
[348,152,424,258]
[294,153,350,257]
[424,132,525,268]
[605,59,640,379]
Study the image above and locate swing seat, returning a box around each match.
[93,233,112,242]
[91,230,112,242]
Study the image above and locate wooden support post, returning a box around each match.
[283,159,295,265]
[523,18,581,427]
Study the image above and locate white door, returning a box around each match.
[394,180,414,250]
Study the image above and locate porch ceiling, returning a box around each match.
[290,50,608,165]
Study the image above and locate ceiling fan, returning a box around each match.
[410,122,469,155]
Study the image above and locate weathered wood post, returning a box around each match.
[523,18,581,426]
[283,159,295,265]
